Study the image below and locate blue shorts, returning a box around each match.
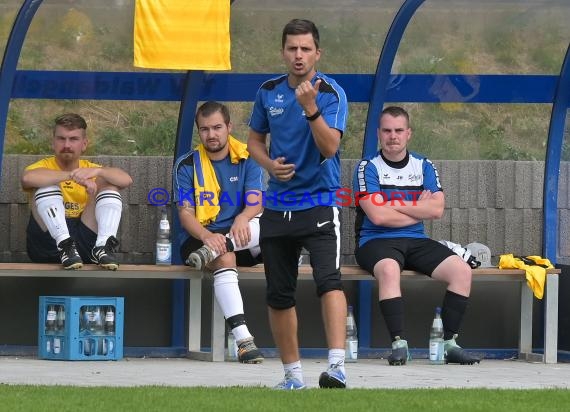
[26,214,97,263]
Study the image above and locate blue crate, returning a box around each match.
[38,296,124,361]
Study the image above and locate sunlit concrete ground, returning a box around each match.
[1,357,570,389]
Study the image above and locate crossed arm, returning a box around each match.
[359,190,445,228]
[22,167,133,195]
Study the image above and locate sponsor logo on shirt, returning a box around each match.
[64,202,81,211]
[269,106,284,117]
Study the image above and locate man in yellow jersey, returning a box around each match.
[21,113,133,270]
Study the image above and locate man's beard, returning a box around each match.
[57,151,77,165]
[205,142,226,154]
[58,151,75,158]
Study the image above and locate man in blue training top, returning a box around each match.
[248,18,349,389]
[173,101,264,364]
[353,105,481,366]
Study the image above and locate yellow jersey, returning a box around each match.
[24,157,102,218]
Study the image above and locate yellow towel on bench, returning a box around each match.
[193,136,249,226]
[134,0,231,70]
[498,254,554,299]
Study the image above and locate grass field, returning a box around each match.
[1,386,570,412]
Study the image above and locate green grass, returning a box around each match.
[1,386,569,412]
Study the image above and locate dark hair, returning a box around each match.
[380,106,410,126]
[54,113,87,133]
[195,101,231,127]
[282,19,320,49]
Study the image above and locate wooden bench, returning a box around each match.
[0,263,207,360]
[0,262,561,363]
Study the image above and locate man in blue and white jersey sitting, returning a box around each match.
[353,106,481,366]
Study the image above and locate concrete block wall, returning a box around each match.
[1,155,567,264]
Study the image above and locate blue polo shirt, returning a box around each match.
[248,71,348,211]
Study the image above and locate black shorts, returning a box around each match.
[26,214,97,263]
[355,237,455,276]
[179,227,262,267]
[260,206,343,308]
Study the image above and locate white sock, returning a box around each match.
[328,348,346,374]
[232,325,250,342]
[34,185,69,246]
[95,190,122,247]
[284,361,304,383]
[228,216,260,257]
[213,268,251,341]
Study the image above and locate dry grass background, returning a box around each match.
[0,0,569,159]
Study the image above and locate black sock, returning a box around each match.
[379,297,404,341]
[441,290,468,340]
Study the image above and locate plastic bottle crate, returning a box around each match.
[38,296,124,361]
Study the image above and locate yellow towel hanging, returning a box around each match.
[498,254,554,299]
[193,136,248,226]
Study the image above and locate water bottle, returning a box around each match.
[56,305,65,333]
[83,338,94,356]
[97,336,105,355]
[156,207,172,265]
[53,337,61,355]
[106,338,115,355]
[104,306,115,335]
[45,304,56,334]
[80,306,89,335]
[429,307,445,365]
[227,331,238,361]
[86,306,103,334]
[345,305,358,362]
[93,306,104,334]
